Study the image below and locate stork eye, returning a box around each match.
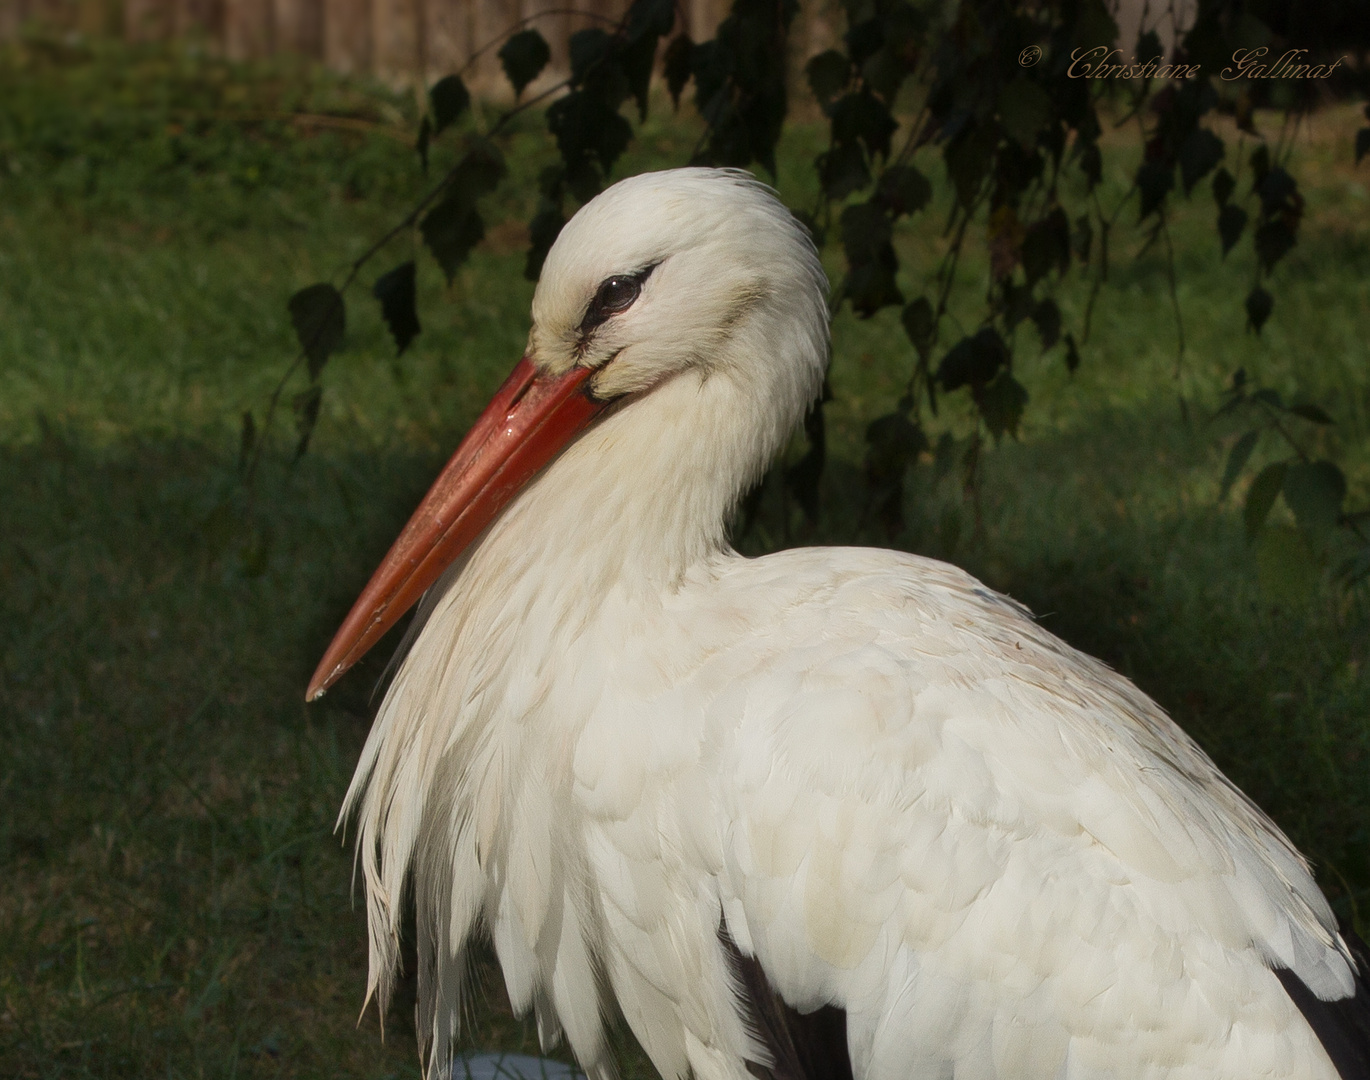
[597,276,641,313]
[580,270,649,335]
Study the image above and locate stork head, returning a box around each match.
[306,168,829,700]
[526,168,828,400]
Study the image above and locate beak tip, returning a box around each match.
[305,662,338,703]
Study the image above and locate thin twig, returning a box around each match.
[1259,404,1314,463]
[1160,214,1185,379]
[244,352,305,485]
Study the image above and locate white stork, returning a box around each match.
[307,168,1370,1080]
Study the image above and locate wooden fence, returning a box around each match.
[0,1,1163,90]
[0,0,830,89]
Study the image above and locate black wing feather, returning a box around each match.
[1274,923,1370,1079]
[718,924,853,1080]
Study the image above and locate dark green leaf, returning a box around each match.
[287,283,345,379]
[417,114,432,172]
[864,409,926,533]
[844,251,903,318]
[1288,403,1334,425]
[524,205,565,282]
[865,411,927,480]
[844,13,882,62]
[861,46,908,104]
[421,197,484,282]
[1136,160,1173,220]
[1135,28,1162,64]
[832,90,898,160]
[1212,166,1235,206]
[626,0,673,40]
[499,30,551,98]
[1076,141,1102,188]
[689,0,796,177]
[839,201,892,263]
[371,261,420,356]
[1245,286,1273,333]
[1257,166,1296,215]
[1002,282,1035,331]
[1251,388,1285,410]
[1218,203,1247,257]
[617,22,662,121]
[1339,543,1370,587]
[1219,429,1258,501]
[1063,332,1080,374]
[1283,460,1346,533]
[978,370,1029,441]
[547,90,634,174]
[429,75,470,136]
[806,49,851,108]
[1021,208,1070,285]
[817,141,870,200]
[997,79,1051,147]
[1356,128,1370,165]
[419,141,507,282]
[451,138,507,197]
[1075,0,1119,48]
[877,165,931,217]
[663,34,694,109]
[1249,144,1270,186]
[944,120,996,207]
[291,384,323,461]
[1072,214,1093,263]
[1031,299,1061,350]
[932,431,956,480]
[563,159,602,204]
[1179,128,1224,195]
[938,328,1008,391]
[901,297,935,359]
[1255,220,1295,271]
[569,28,612,84]
[1244,461,1287,538]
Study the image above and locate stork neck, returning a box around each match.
[480,365,783,601]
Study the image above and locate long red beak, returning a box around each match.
[305,357,607,701]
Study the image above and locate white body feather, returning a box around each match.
[340,169,1357,1080]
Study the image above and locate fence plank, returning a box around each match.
[125,0,174,40]
[0,0,753,85]
[323,0,370,71]
[424,0,470,83]
[371,0,418,80]
[227,0,274,56]
[275,0,323,56]
[467,0,516,89]
[0,1,22,41]
[172,0,223,38]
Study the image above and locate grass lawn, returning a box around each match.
[2,36,1370,1079]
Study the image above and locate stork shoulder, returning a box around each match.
[658,547,1356,1052]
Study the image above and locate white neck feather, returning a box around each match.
[340,170,830,1029]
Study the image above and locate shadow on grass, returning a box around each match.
[2,399,1368,1076]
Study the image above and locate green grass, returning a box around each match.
[3,36,1370,1078]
